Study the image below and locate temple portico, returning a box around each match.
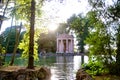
[56,33,74,53]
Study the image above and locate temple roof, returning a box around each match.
[57,33,74,38]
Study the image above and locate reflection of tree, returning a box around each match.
[81,55,84,65]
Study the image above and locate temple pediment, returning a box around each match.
[57,33,74,38]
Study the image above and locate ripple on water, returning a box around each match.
[50,63,76,80]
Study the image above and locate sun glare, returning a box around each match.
[48,23,58,31]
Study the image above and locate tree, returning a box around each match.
[86,0,120,74]
[0,0,10,29]
[67,14,89,53]
[38,31,56,53]
[13,0,44,69]
[18,25,39,62]
[1,26,19,53]
[10,23,22,65]
[85,11,113,56]
[56,23,68,34]
[27,0,35,69]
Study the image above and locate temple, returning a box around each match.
[56,33,74,53]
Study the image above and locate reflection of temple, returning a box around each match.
[55,56,74,79]
[56,33,74,53]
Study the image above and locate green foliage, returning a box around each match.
[12,0,43,21]
[18,25,40,60]
[38,31,56,53]
[67,14,90,53]
[0,44,6,65]
[83,56,107,76]
[86,0,120,75]
[56,23,68,34]
[0,44,6,55]
[85,27,112,55]
[0,26,22,53]
[108,1,120,20]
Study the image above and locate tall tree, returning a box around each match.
[85,11,113,56]
[27,0,35,69]
[13,0,44,68]
[10,23,22,65]
[87,0,120,74]
[0,0,10,29]
[67,14,89,53]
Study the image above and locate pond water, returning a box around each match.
[5,55,88,80]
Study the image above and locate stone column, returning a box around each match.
[60,40,62,53]
[61,39,64,53]
[72,39,74,53]
[56,38,59,53]
[69,39,71,53]
[66,39,68,53]
[59,39,61,53]
[68,39,70,53]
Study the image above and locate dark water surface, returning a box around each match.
[5,55,88,80]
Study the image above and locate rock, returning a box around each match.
[0,66,51,80]
[76,69,93,80]
[37,67,51,80]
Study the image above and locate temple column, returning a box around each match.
[69,39,71,53]
[56,38,59,53]
[58,39,60,52]
[71,39,73,53]
[61,39,64,53]
[72,39,74,53]
[66,39,68,53]
[59,40,62,53]
[60,40,62,53]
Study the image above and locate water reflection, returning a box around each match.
[74,56,88,72]
[50,56,88,80]
[5,55,88,80]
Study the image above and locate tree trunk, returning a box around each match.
[0,0,10,29]
[27,0,35,69]
[80,40,84,53]
[9,23,22,65]
[116,26,120,75]
[3,13,14,65]
[116,42,120,75]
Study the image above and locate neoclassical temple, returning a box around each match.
[56,33,74,53]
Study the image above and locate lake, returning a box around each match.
[5,54,88,80]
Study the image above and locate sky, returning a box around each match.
[0,0,90,33]
[0,0,115,33]
[42,0,90,21]
[41,0,90,30]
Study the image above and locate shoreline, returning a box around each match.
[2,53,87,57]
